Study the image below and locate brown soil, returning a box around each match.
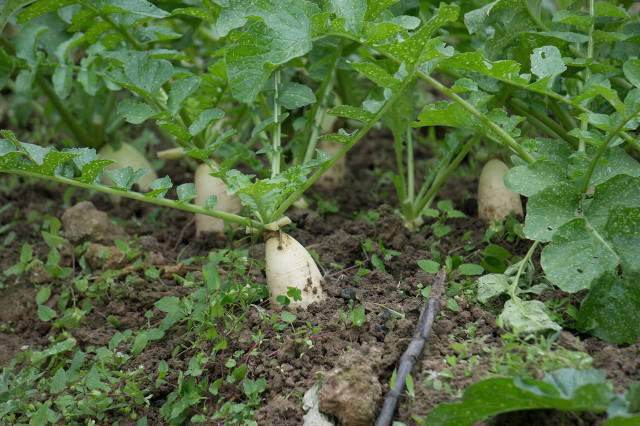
[1,135,638,425]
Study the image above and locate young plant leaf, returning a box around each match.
[577,273,640,344]
[424,369,628,426]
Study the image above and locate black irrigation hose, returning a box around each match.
[375,268,447,426]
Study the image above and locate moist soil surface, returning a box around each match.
[1,135,639,425]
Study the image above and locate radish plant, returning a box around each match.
[0,0,639,341]
[0,0,458,308]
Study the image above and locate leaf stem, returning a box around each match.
[406,127,415,204]
[273,75,417,219]
[578,0,596,152]
[418,71,535,163]
[581,106,640,193]
[302,49,341,164]
[7,169,263,229]
[35,73,96,148]
[81,1,144,50]
[271,71,281,178]
[509,241,539,300]
[508,98,578,146]
[547,98,577,131]
[413,136,477,216]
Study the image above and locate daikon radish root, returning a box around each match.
[195,163,241,236]
[99,142,157,191]
[477,159,523,221]
[315,95,345,190]
[316,140,346,190]
[265,232,326,308]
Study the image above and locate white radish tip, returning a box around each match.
[477,159,524,222]
[194,163,241,236]
[265,232,326,309]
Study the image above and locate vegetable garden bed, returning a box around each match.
[1,0,640,425]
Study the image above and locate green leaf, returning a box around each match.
[414,101,474,128]
[328,0,366,34]
[424,369,614,426]
[329,105,375,122]
[36,286,51,304]
[0,0,36,31]
[590,147,640,187]
[156,120,190,143]
[102,0,169,18]
[177,183,196,203]
[132,332,149,355]
[52,64,73,99]
[124,54,173,95]
[155,296,180,315]
[417,259,440,274]
[605,207,640,275]
[442,52,526,84]
[280,311,296,323]
[189,108,224,136]
[216,0,317,102]
[117,98,159,125]
[623,59,640,89]
[497,299,561,334]
[505,161,567,197]
[540,219,618,293]
[50,367,67,394]
[381,3,459,64]
[594,2,629,19]
[530,46,566,79]
[277,82,316,110]
[586,175,640,233]
[37,304,57,321]
[17,0,77,23]
[351,60,399,89]
[204,195,218,210]
[523,182,581,242]
[167,76,200,116]
[365,0,398,21]
[105,166,149,190]
[458,263,484,276]
[147,176,172,198]
[476,274,510,303]
[577,273,640,344]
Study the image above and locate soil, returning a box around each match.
[1,135,639,425]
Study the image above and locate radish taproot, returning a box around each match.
[316,140,346,190]
[315,95,345,190]
[195,163,242,236]
[265,232,326,308]
[477,159,523,221]
[99,142,157,191]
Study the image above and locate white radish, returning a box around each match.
[477,159,524,221]
[99,142,157,191]
[315,140,346,190]
[195,163,241,236]
[313,94,346,191]
[265,232,326,308]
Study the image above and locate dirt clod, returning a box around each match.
[85,243,126,270]
[319,347,383,426]
[61,201,124,242]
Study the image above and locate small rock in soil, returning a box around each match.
[339,287,358,301]
[61,201,124,242]
[319,347,382,426]
[85,243,126,270]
